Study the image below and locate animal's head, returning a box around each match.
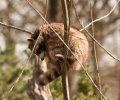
[28,29,45,60]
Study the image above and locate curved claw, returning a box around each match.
[55,54,64,59]
[27,38,34,42]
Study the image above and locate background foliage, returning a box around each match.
[0,0,120,100]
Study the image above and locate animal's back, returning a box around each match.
[39,23,89,70]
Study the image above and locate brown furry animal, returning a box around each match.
[28,23,89,85]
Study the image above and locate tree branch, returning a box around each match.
[80,0,120,31]
[27,56,53,100]
[0,22,32,35]
[61,0,71,100]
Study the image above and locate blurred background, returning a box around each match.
[0,0,120,100]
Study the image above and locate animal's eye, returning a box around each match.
[27,38,34,42]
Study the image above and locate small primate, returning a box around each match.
[28,23,89,86]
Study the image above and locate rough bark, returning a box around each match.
[27,56,53,100]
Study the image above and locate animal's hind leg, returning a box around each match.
[38,55,63,85]
[38,67,61,85]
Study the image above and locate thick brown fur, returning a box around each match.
[28,23,89,85]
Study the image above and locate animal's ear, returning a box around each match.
[32,29,40,40]
[27,38,34,42]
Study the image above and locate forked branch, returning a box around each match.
[80,0,120,31]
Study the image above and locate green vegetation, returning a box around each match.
[0,45,99,100]
[0,44,31,100]
[50,69,99,100]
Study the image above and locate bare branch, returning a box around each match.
[72,0,120,63]
[90,4,102,100]
[72,1,107,99]
[43,0,48,24]
[80,0,120,31]
[0,22,33,35]
[1,1,49,98]
[61,0,71,99]
[81,24,120,62]
[2,65,26,100]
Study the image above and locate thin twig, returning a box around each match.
[1,8,47,100]
[0,0,47,100]
[80,0,120,31]
[81,25,120,62]
[25,0,108,99]
[72,1,107,99]
[81,24,107,100]
[2,0,49,99]
[0,22,32,34]
[2,31,43,100]
[43,0,48,24]
[90,4,102,100]
[2,30,43,99]
[61,0,70,100]
[72,0,120,63]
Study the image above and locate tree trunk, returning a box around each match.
[27,56,53,100]
[48,0,62,22]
